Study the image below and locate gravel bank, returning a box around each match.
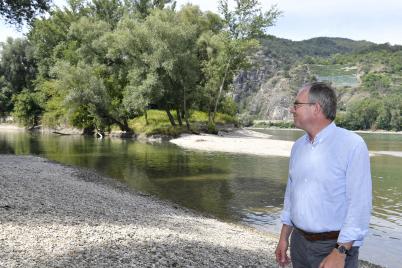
[0,155,279,267]
[170,130,294,157]
[0,155,382,267]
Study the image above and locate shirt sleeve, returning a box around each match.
[280,176,293,226]
[338,140,372,244]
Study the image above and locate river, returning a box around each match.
[0,129,401,267]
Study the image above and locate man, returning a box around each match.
[275,82,372,268]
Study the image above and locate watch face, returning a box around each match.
[337,245,348,254]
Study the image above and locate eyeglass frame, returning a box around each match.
[292,101,317,109]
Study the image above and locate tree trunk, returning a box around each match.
[212,61,231,123]
[108,116,133,133]
[83,126,95,135]
[176,108,183,126]
[182,83,190,131]
[144,109,148,125]
[165,109,176,126]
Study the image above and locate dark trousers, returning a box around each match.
[290,229,359,268]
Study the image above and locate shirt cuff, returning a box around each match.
[338,227,368,245]
[280,211,293,226]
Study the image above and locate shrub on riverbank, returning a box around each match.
[252,120,295,128]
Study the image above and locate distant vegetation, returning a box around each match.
[0,1,400,133]
[240,36,401,131]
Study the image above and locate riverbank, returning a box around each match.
[170,129,402,158]
[170,129,294,157]
[0,155,383,267]
[1,155,279,267]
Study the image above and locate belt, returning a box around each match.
[294,227,340,241]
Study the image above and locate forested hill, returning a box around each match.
[234,36,402,131]
[262,36,374,62]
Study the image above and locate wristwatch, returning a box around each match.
[335,244,350,255]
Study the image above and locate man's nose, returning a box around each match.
[289,106,296,113]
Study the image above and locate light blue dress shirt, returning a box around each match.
[281,122,372,246]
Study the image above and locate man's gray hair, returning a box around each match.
[307,82,337,120]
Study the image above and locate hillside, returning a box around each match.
[234,36,402,130]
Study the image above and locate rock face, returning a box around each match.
[234,56,312,121]
[231,36,379,121]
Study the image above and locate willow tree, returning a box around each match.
[113,7,201,130]
[202,0,281,124]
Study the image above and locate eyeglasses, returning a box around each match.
[292,102,316,109]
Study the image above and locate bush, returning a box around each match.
[344,98,382,130]
[343,95,401,131]
[238,113,255,127]
[12,89,42,127]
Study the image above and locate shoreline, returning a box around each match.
[249,126,402,135]
[170,129,402,158]
[0,155,280,267]
[0,155,384,267]
[170,129,294,157]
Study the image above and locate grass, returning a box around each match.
[252,120,294,128]
[128,110,237,137]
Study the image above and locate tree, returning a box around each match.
[0,38,37,92]
[12,89,42,127]
[50,61,111,134]
[112,7,201,130]
[362,72,391,93]
[345,98,382,130]
[0,37,37,115]
[201,0,280,124]
[0,0,52,25]
[127,0,176,19]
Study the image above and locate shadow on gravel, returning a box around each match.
[31,239,275,267]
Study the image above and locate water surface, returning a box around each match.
[0,129,401,267]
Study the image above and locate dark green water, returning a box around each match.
[0,129,401,267]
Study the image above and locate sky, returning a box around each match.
[1,0,402,45]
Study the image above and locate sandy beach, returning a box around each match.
[170,129,294,157]
[170,129,401,158]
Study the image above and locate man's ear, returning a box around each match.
[313,103,322,116]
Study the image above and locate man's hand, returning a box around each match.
[275,238,290,267]
[319,249,346,268]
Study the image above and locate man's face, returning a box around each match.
[290,88,316,130]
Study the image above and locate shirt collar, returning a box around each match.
[304,122,336,144]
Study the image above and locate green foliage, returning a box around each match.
[237,113,256,127]
[12,89,42,127]
[0,76,13,115]
[0,0,51,25]
[376,94,402,131]
[343,96,401,130]
[218,96,237,116]
[50,61,110,131]
[3,0,400,134]
[362,73,391,92]
[201,0,280,123]
[252,120,294,128]
[130,109,236,136]
[344,98,382,130]
[0,37,37,93]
